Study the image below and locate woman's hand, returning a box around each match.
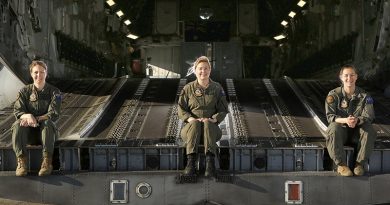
[19,114,38,127]
[346,115,358,128]
[187,117,217,123]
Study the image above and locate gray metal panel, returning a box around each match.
[370,174,390,204]
[42,175,76,205]
[60,147,79,171]
[231,148,324,172]
[74,174,109,205]
[305,175,343,205]
[342,177,371,205]
[0,149,16,171]
[369,150,390,173]
[214,42,242,79]
[0,176,42,203]
[0,172,390,205]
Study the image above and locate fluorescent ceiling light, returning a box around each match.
[116,10,124,18]
[281,20,288,26]
[126,34,139,39]
[124,19,131,25]
[297,0,306,7]
[274,34,286,40]
[106,0,115,7]
[289,11,296,18]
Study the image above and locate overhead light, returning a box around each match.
[199,7,213,20]
[116,10,124,18]
[274,34,286,40]
[124,19,131,25]
[297,0,306,7]
[106,0,116,7]
[288,11,296,18]
[281,20,288,26]
[126,33,139,39]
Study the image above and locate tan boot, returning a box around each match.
[354,162,364,176]
[15,156,28,176]
[38,156,53,176]
[337,165,353,177]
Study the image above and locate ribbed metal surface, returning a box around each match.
[226,79,249,144]
[263,79,307,140]
[165,78,187,142]
[107,78,149,141]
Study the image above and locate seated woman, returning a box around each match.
[178,56,228,177]
[12,60,61,176]
[325,64,376,176]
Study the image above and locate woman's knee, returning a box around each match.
[181,120,202,139]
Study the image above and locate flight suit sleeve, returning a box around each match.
[325,93,339,124]
[45,88,62,121]
[211,86,228,123]
[356,95,375,125]
[14,90,29,119]
[178,88,193,122]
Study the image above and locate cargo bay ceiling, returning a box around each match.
[109,0,306,41]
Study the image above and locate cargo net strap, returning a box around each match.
[165,79,187,143]
[262,79,307,140]
[226,79,249,144]
[107,78,150,143]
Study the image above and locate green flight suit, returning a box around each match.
[178,80,228,155]
[325,86,376,165]
[12,83,61,157]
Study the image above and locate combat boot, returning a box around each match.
[204,153,216,177]
[38,155,53,176]
[354,162,364,176]
[337,165,353,177]
[183,154,196,176]
[15,156,27,176]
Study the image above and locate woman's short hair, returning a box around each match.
[339,64,357,76]
[194,56,211,70]
[29,60,48,73]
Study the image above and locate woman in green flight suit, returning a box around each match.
[178,56,228,177]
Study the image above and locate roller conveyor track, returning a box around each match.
[232,79,284,140]
[123,79,180,143]
[87,79,142,139]
[270,79,323,139]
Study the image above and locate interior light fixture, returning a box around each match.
[199,7,213,20]
[297,0,306,7]
[106,0,116,7]
[288,11,296,18]
[274,34,286,40]
[126,33,139,39]
[281,20,288,26]
[116,10,124,18]
[124,19,131,25]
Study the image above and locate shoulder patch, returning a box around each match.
[326,95,334,104]
[220,89,226,97]
[55,93,62,102]
[366,96,374,104]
